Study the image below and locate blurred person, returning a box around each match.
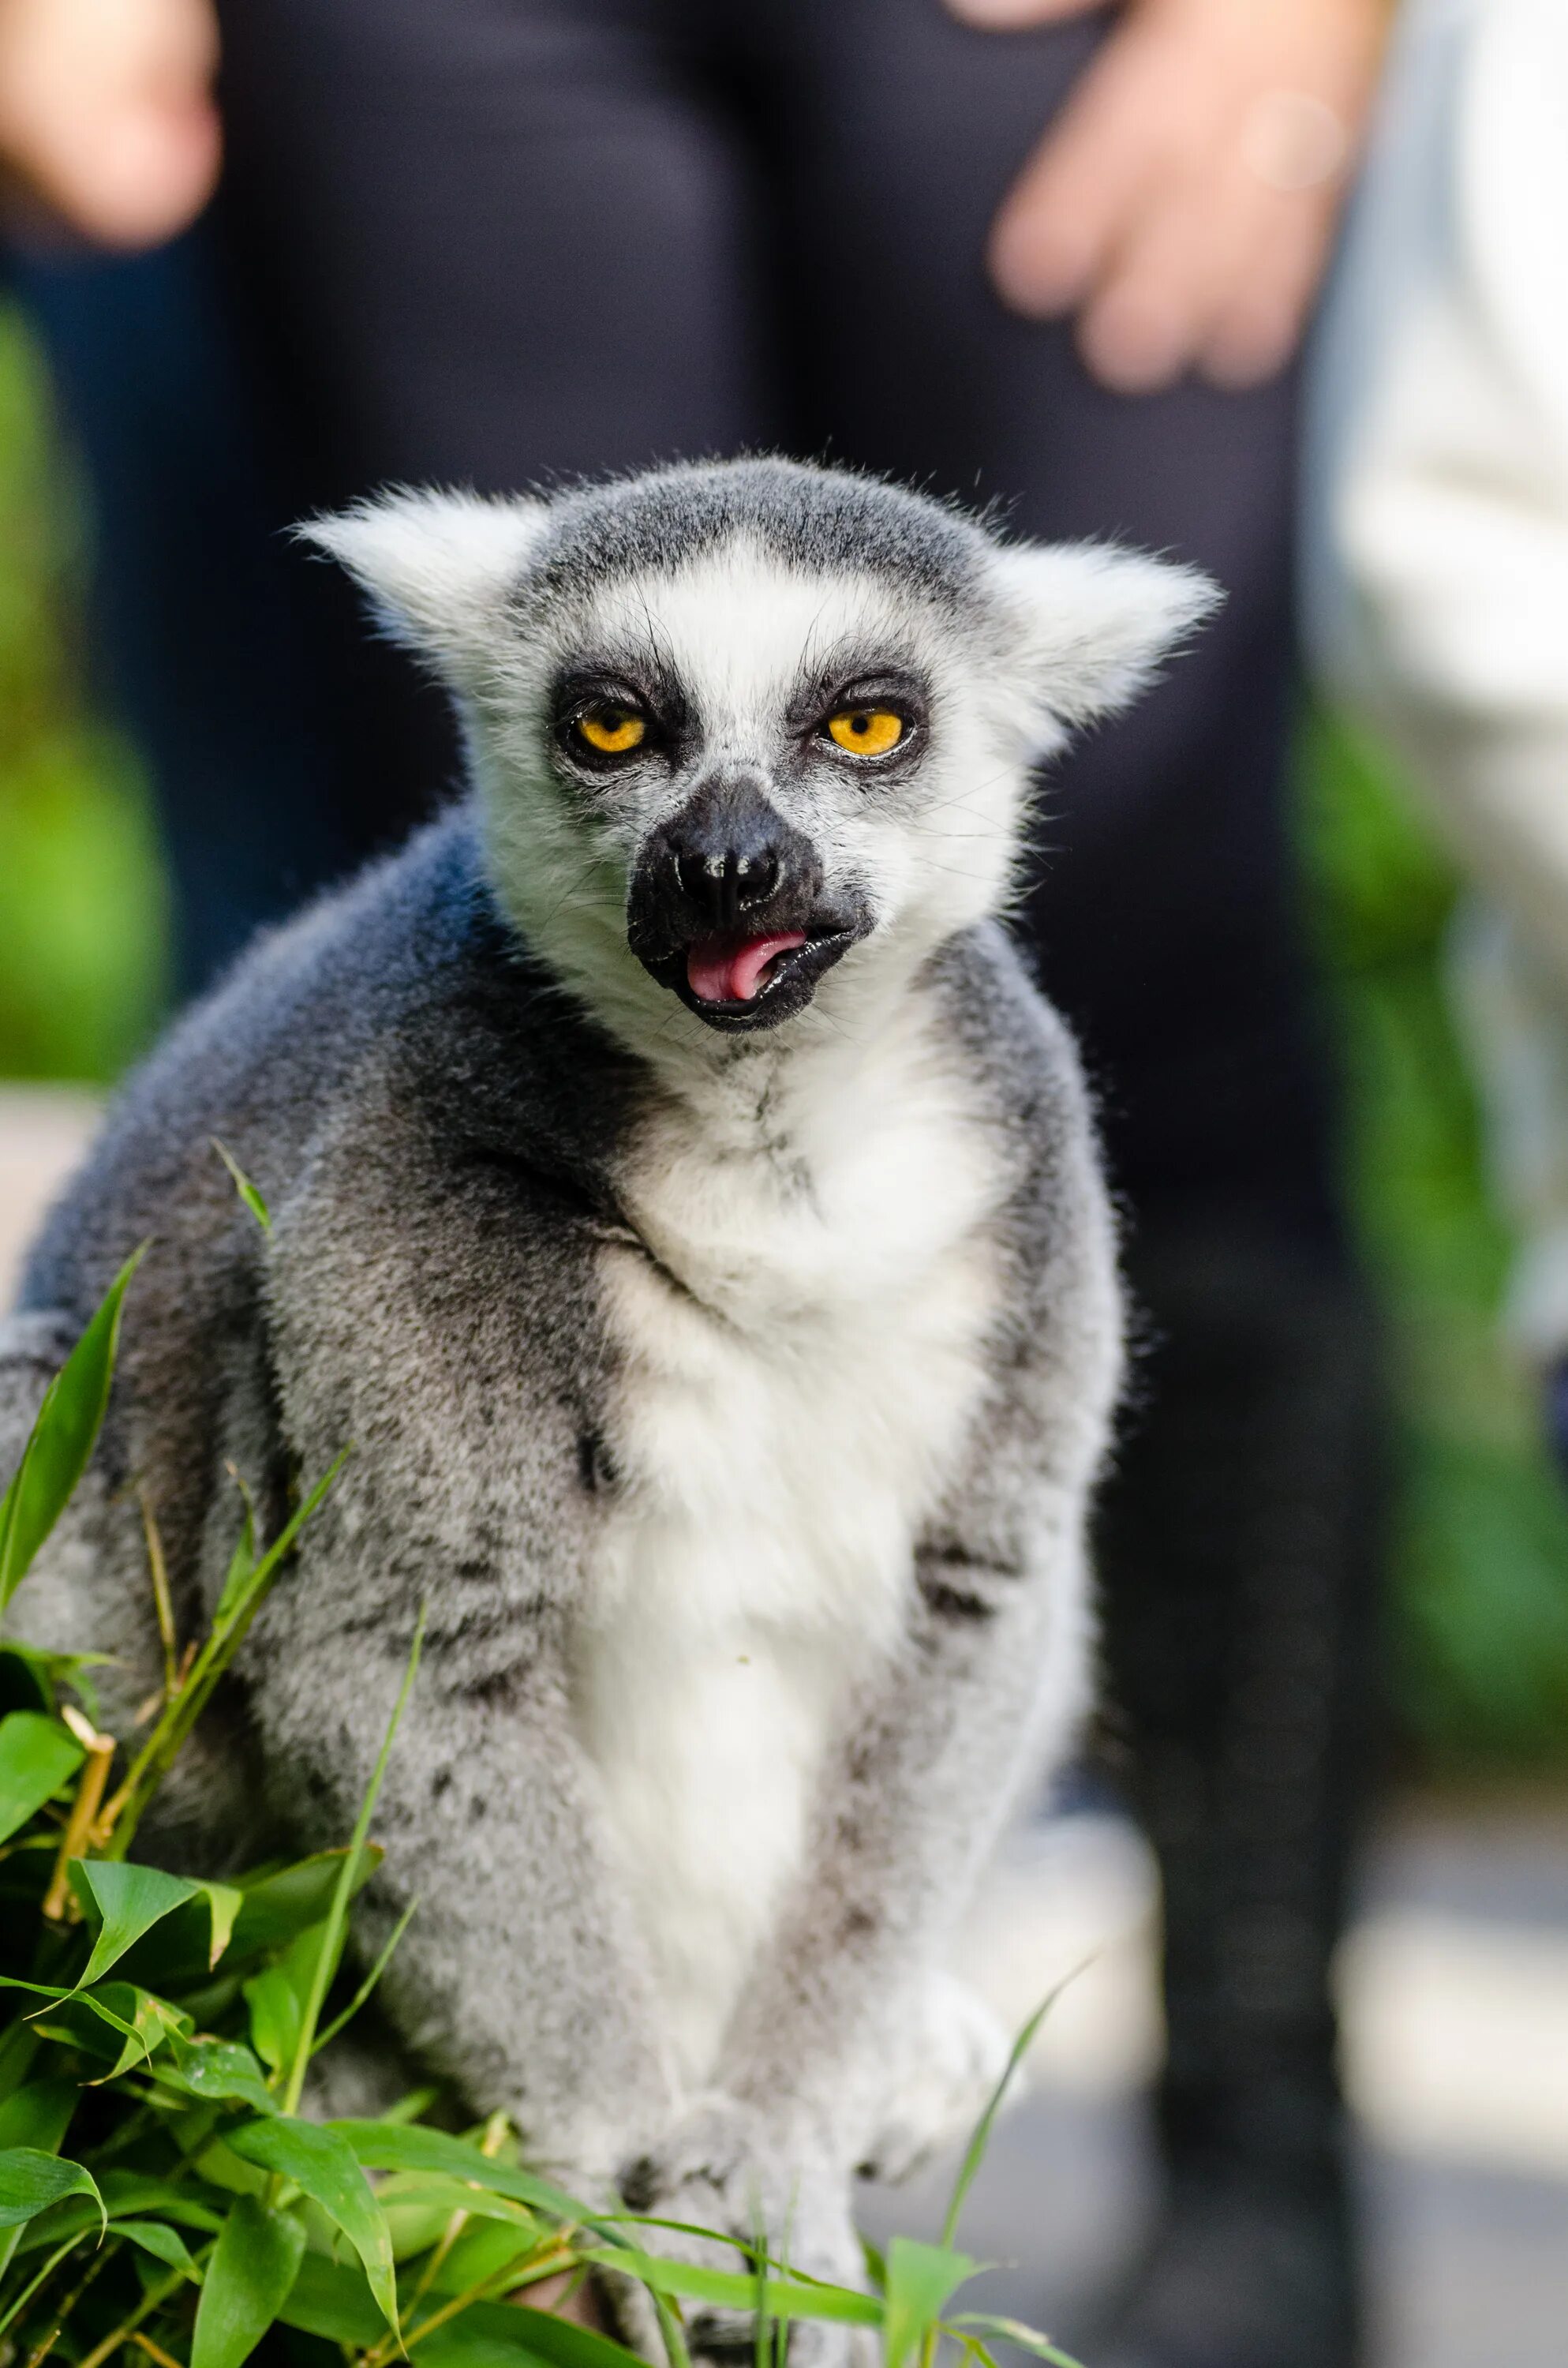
[2,4,1390,2365]
[1309,0,1568,1473]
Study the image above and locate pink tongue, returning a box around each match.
[687,931,808,1005]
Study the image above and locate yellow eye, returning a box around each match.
[827,707,904,756]
[576,706,646,755]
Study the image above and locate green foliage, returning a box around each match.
[0,1242,1077,2368]
[0,1246,144,1616]
[1300,707,1568,1767]
[0,1714,83,1848]
[193,2197,308,2368]
[0,306,166,1082]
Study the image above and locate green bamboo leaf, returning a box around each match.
[283,1606,425,2114]
[192,2193,307,2368]
[17,1983,200,2102]
[10,2181,224,2260]
[0,1711,84,1845]
[0,2148,104,2234]
[0,1642,114,1723]
[378,2175,536,2233]
[211,1141,272,1234]
[114,2216,204,2281]
[949,2315,1083,2368]
[69,1861,201,1985]
[312,1894,417,2056]
[277,2250,386,2347]
[68,1861,241,1988]
[80,1982,193,2078]
[159,2033,277,2115]
[576,2247,882,2327]
[329,2120,604,2232]
[426,2216,541,2296]
[226,1847,384,1959]
[462,2305,645,2368]
[227,2115,399,2335]
[415,2319,590,2368]
[12,2174,228,2250]
[242,1965,302,2077]
[213,1489,258,1624]
[99,2175,224,2232]
[377,2171,536,2265]
[0,1246,145,1615]
[0,2078,77,2154]
[881,2239,979,2368]
[940,1971,1086,2251]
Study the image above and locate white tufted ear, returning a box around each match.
[989,541,1222,727]
[299,486,551,690]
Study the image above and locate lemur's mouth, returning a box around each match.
[686,931,808,1006]
[634,921,862,1032]
[674,926,861,1029]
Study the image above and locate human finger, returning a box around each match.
[944,0,1108,28]
[986,38,1169,320]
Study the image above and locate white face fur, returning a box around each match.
[310,480,1217,1068]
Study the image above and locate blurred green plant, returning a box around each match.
[0,303,166,1082]
[1300,706,1568,1770]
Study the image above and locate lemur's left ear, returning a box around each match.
[299,487,550,691]
[989,541,1222,729]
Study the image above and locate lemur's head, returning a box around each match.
[310,459,1215,1047]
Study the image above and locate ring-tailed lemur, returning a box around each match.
[2,459,1214,2359]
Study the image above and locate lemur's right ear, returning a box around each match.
[988,541,1222,734]
[299,487,550,691]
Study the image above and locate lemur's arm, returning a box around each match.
[616,1497,1089,2220]
[720,1518,1085,2153]
[243,1555,675,2175]
[242,1122,678,2180]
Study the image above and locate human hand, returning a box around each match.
[0,0,220,251]
[946,0,1388,392]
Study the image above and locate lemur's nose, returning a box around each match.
[675,844,780,927]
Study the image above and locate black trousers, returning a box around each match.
[26,0,1378,2314]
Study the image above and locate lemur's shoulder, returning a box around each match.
[926,918,1102,1163]
[17,815,630,1328]
[926,920,1118,1372]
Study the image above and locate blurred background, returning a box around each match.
[0,0,1566,2363]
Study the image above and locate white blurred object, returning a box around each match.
[0,1085,99,1303]
[1307,0,1568,1359]
[1340,1908,1568,2179]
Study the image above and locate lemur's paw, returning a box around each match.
[604,2101,867,2368]
[859,1971,1012,2185]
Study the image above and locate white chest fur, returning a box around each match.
[569,1002,1006,2089]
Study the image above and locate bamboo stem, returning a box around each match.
[138,1486,178,1699]
[73,2269,184,2368]
[43,1711,117,1921]
[402,2109,511,2319]
[130,2332,186,2368]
